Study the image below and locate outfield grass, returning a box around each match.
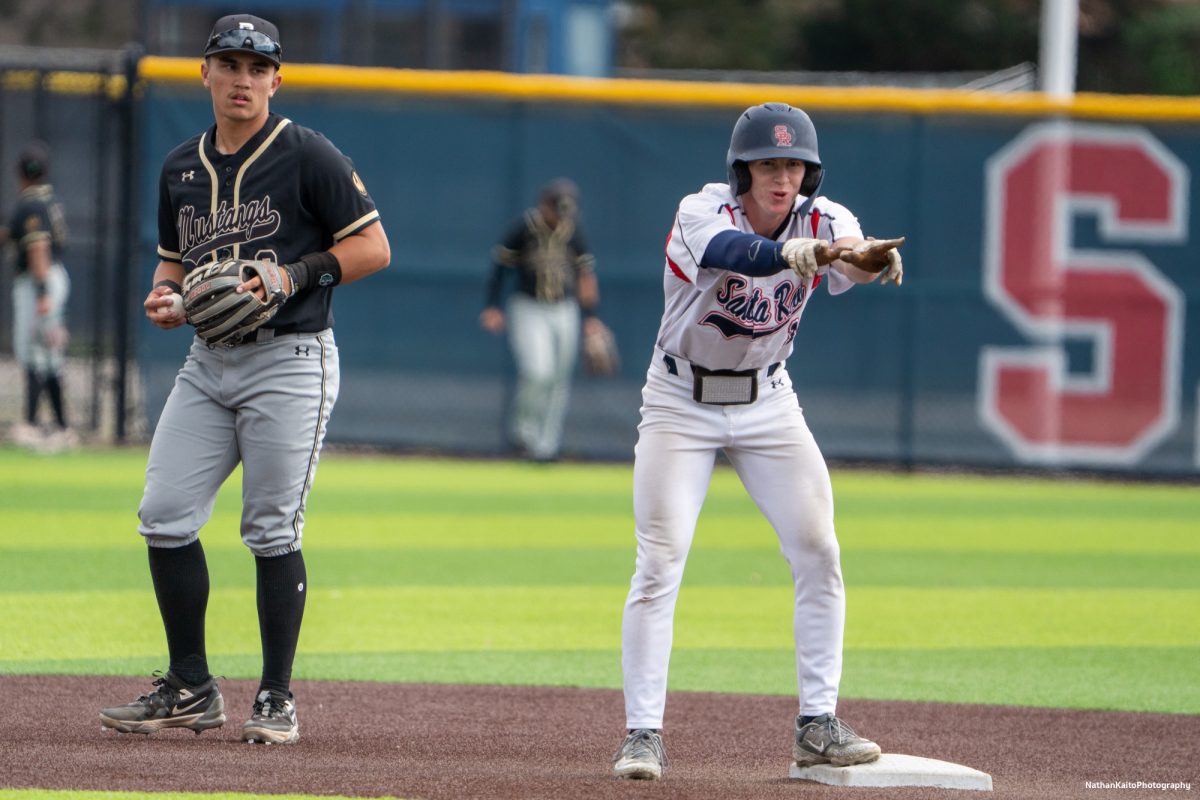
[0,446,1197,714]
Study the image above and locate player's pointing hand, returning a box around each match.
[836,237,905,285]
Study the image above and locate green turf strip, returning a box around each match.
[1,448,1197,716]
[2,546,1198,591]
[2,585,1193,658]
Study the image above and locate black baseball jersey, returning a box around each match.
[7,183,67,274]
[484,208,595,306]
[157,112,379,333]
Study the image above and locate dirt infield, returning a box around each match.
[1,675,1196,799]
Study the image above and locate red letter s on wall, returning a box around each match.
[980,123,1187,466]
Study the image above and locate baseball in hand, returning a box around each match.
[160,292,184,319]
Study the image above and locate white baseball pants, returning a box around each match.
[12,263,70,374]
[506,293,580,459]
[622,348,846,729]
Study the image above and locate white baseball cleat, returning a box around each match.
[613,728,667,780]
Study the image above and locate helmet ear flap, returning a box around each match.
[730,161,752,196]
[800,163,823,197]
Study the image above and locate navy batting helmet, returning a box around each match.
[726,103,823,198]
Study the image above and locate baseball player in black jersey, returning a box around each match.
[480,179,603,461]
[5,141,74,450]
[99,13,390,744]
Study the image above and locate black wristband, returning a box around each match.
[155,279,183,294]
[284,251,342,293]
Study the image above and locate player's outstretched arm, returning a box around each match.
[826,236,904,285]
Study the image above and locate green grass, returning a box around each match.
[0,446,1197,714]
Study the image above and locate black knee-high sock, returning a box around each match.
[147,540,211,686]
[44,373,67,428]
[256,550,307,695]
[24,368,42,425]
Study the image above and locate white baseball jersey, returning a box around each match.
[659,182,863,371]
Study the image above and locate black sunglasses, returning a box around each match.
[206,29,282,60]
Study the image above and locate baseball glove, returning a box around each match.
[182,258,290,345]
[582,318,620,376]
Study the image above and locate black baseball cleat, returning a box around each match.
[242,689,299,745]
[100,671,225,734]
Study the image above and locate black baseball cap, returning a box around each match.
[18,140,50,181]
[204,14,282,67]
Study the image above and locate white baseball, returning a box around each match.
[160,292,184,318]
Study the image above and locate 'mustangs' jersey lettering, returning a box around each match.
[178,197,281,266]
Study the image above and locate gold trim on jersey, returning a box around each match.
[332,210,380,242]
[196,131,220,264]
[157,246,183,261]
[232,118,292,259]
[493,244,519,266]
[19,230,51,246]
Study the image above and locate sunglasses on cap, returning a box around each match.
[206,29,282,63]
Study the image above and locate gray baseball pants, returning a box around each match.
[138,330,339,557]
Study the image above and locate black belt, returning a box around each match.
[661,353,781,378]
[661,354,782,405]
[222,326,320,347]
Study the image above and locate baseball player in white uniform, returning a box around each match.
[612,103,904,780]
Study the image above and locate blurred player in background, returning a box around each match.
[5,140,74,451]
[480,178,607,462]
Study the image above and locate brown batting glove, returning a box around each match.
[837,237,905,285]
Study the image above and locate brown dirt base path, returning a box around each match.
[1,675,1197,800]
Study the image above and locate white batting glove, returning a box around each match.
[880,248,903,286]
[781,238,821,282]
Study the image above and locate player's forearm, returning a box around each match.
[700,230,787,276]
[825,237,878,284]
[152,261,186,289]
[577,270,599,312]
[26,238,52,284]
[832,261,883,283]
[327,221,390,285]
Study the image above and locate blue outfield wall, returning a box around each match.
[137,81,1200,475]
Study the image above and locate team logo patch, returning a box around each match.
[351,171,367,195]
[774,125,794,147]
[318,272,334,286]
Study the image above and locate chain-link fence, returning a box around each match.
[0,45,144,443]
